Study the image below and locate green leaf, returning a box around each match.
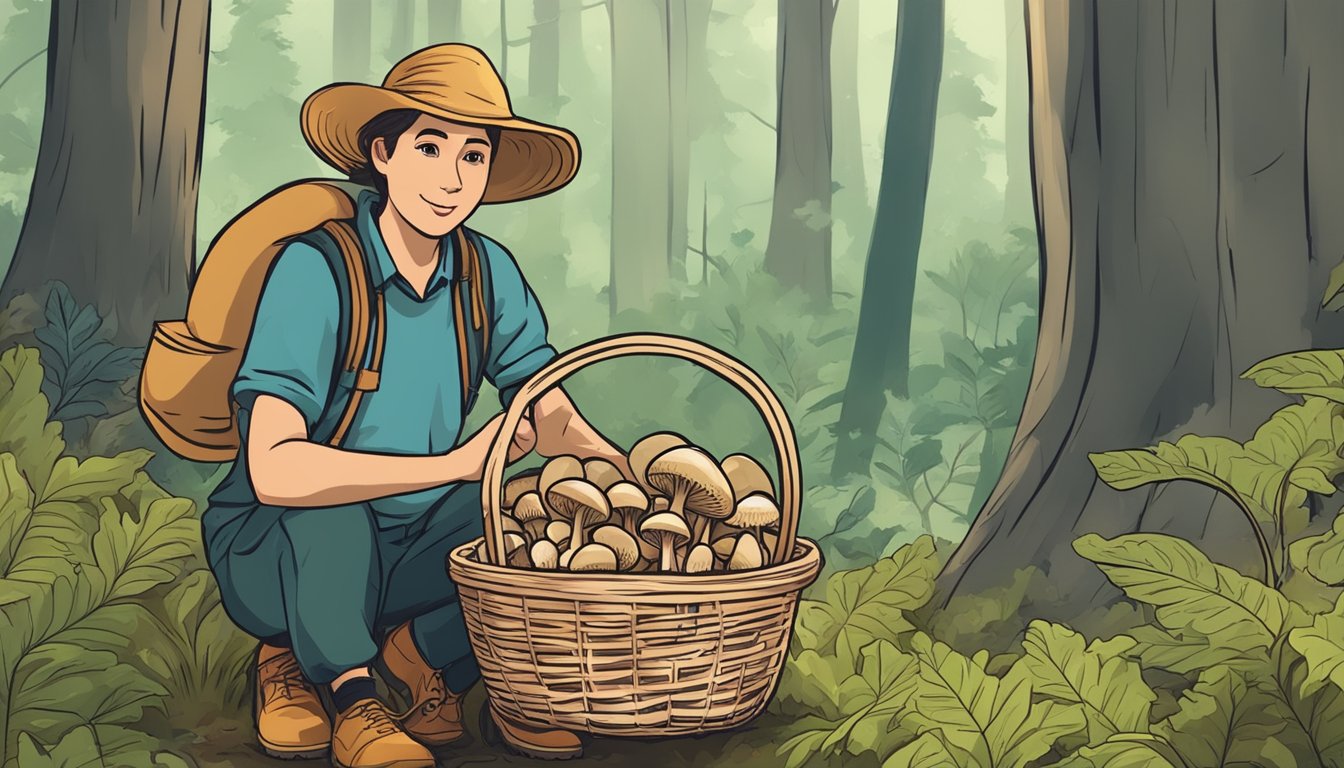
[0,451,35,576]
[795,536,938,658]
[1020,621,1156,743]
[882,733,960,768]
[40,449,153,505]
[1156,667,1285,767]
[1286,594,1344,698]
[1127,625,1257,677]
[0,346,65,498]
[820,640,917,757]
[1046,734,1180,768]
[12,643,168,740]
[1073,533,1308,652]
[899,633,1085,768]
[1243,349,1344,402]
[1294,511,1344,586]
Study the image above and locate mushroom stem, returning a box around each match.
[659,535,675,572]
[568,510,588,554]
[670,484,689,518]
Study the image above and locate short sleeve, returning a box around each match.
[479,236,559,410]
[231,240,342,434]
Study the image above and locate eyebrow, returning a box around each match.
[464,137,491,148]
[415,129,448,140]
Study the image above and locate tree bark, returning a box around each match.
[334,0,372,81]
[0,0,208,348]
[830,0,944,482]
[763,0,835,307]
[934,0,1344,629]
[667,0,689,281]
[832,0,870,254]
[609,0,672,318]
[558,0,594,89]
[389,0,414,61]
[1002,0,1031,227]
[427,0,462,43]
[523,0,565,257]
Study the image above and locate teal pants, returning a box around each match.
[203,481,483,691]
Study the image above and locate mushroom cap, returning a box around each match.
[728,533,764,570]
[710,536,737,560]
[512,492,548,526]
[590,524,640,569]
[651,496,670,513]
[539,456,584,511]
[646,446,735,520]
[502,467,542,510]
[501,515,524,536]
[606,481,649,515]
[629,432,689,492]
[639,512,691,549]
[684,544,715,574]
[725,493,781,529]
[721,453,775,502]
[546,478,611,526]
[568,542,619,572]
[530,539,559,569]
[504,532,528,555]
[546,520,572,546]
[583,458,624,491]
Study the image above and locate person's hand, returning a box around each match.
[449,410,537,483]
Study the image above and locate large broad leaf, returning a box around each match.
[898,632,1085,768]
[882,733,959,768]
[1073,533,1308,651]
[1127,625,1261,677]
[1045,736,1181,768]
[1155,667,1286,767]
[795,535,938,659]
[15,725,191,768]
[0,452,35,576]
[1265,647,1344,767]
[1243,349,1344,402]
[1293,511,1344,587]
[1287,594,1344,698]
[39,450,153,506]
[819,640,918,759]
[1020,621,1155,744]
[11,643,167,742]
[0,346,65,498]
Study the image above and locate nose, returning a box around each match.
[440,162,463,194]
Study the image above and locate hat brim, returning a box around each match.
[301,83,580,204]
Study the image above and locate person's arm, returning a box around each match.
[235,241,534,509]
[478,237,635,482]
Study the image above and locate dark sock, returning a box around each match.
[332,676,379,713]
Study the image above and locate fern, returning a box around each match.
[31,282,142,427]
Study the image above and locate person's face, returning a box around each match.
[372,113,492,237]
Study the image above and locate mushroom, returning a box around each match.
[546,520,572,551]
[513,492,549,542]
[710,535,736,562]
[546,478,611,555]
[583,458,624,492]
[568,542,619,572]
[629,432,689,495]
[684,544,715,574]
[591,524,640,570]
[530,539,559,569]
[721,453,775,502]
[639,512,691,572]
[502,467,542,510]
[728,533,764,571]
[504,532,531,567]
[723,493,781,564]
[501,514,525,538]
[539,455,584,515]
[645,446,735,547]
[606,482,649,539]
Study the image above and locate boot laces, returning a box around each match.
[392,670,453,721]
[261,652,308,704]
[352,700,399,736]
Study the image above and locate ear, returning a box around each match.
[371,137,391,175]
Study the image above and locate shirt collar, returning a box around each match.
[355,189,458,294]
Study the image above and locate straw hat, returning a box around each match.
[300,44,579,203]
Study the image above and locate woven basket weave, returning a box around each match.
[447,333,823,736]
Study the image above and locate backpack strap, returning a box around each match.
[320,219,385,447]
[455,227,494,415]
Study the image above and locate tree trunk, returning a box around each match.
[667,0,689,282]
[428,0,462,43]
[558,0,595,97]
[1002,0,1031,227]
[830,0,944,482]
[832,0,870,257]
[523,0,566,261]
[763,0,834,307]
[389,0,414,60]
[934,0,1344,630]
[334,0,372,81]
[609,0,671,318]
[0,0,208,347]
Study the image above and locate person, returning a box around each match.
[201,44,627,767]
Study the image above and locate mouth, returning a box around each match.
[420,195,457,217]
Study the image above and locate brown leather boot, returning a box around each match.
[254,645,331,759]
[491,704,583,760]
[331,698,435,768]
[379,622,465,746]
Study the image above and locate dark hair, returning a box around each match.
[348,109,503,205]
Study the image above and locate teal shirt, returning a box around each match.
[204,190,558,543]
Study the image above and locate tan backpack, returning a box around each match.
[139,179,491,462]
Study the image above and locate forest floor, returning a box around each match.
[160,686,803,768]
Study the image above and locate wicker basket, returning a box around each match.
[447,333,823,737]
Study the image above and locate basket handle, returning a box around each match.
[480,332,802,567]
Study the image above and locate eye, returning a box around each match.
[417,143,439,158]
[464,150,486,164]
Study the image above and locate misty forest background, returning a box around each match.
[5,1,1344,767]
